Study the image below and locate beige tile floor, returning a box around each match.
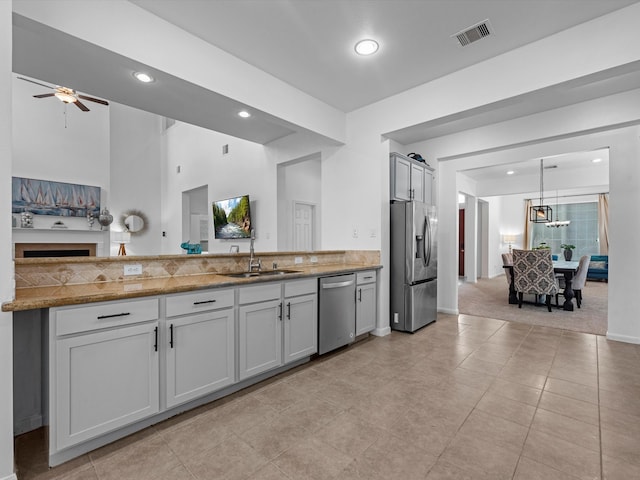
[14,313,640,480]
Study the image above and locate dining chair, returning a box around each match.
[512,249,559,312]
[558,255,590,308]
[501,253,513,287]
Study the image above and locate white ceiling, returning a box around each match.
[130,0,638,112]
[11,0,640,145]
[460,148,609,183]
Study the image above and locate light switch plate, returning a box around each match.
[124,264,143,276]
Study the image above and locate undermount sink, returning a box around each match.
[223,269,301,278]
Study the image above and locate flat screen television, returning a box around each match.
[212,194,252,239]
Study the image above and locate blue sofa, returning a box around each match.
[587,255,608,281]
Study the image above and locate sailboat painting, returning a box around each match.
[12,177,101,217]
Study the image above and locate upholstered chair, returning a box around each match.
[512,249,559,312]
[502,253,513,286]
[559,255,590,308]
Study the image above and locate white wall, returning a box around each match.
[12,76,110,185]
[109,103,162,256]
[161,122,278,254]
[1,1,16,477]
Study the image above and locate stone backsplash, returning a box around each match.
[14,250,380,289]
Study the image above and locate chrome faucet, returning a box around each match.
[248,229,261,272]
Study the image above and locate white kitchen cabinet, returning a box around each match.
[51,298,160,451]
[239,299,283,380]
[164,289,235,408]
[390,152,434,204]
[283,279,317,363]
[356,270,377,336]
[238,279,317,380]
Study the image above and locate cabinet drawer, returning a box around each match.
[55,298,159,337]
[284,278,317,298]
[238,283,281,305]
[356,270,377,285]
[166,289,234,317]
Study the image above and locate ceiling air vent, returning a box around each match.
[453,19,492,47]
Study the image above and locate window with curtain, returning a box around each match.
[530,202,600,258]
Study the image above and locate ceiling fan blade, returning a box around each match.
[74,100,90,112]
[33,93,56,98]
[17,76,55,89]
[77,94,109,106]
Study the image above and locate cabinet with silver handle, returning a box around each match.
[390,152,434,204]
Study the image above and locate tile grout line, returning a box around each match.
[509,325,559,480]
[596,336,604,480]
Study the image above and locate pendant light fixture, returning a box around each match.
[546,190,571,228]
[530,158,552,223]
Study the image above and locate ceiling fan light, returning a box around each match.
[54,92,77,103]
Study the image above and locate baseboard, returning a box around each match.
[372,326,391,337]
[0,473,18,480]
[438,308,459,315]
[606,332,640,344]
[14,414,43,436]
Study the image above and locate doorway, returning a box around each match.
[293,201,316,251]
[182,185,209,252]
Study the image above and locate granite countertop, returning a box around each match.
[3,263,381,312]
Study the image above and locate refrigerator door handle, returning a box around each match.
[425,215,432,266]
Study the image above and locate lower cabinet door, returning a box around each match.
[55,322,160,450]
[284,294,317,363]
[356,283,377,335]
[239,300,282,380]
[165,309,235,408]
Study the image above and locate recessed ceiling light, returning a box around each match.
[133,72,154,83]
[506,170,515,175]
[592,158,603,163]
[238,110,251,118]
[354,39,379,56]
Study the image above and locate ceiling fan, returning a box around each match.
[17,76,109,111]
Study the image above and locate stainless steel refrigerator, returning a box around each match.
[390,200,437,332]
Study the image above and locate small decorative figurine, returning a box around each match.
[180,241,202,254]
[87,213,95,229]
[98,208,114,231]
[20,210,33,228]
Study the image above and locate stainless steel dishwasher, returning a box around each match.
[318,273,356,355]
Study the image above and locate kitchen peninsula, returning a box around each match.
[5,250,381,467]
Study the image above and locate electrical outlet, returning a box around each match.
[352,228,358,238]
[124,264,142,276]
[294,256,303,264]
[310,256,318,263]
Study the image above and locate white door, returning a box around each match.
[356,283,377,335]
[283,293,317,363]
[55,322,160,450]
[165,309,235,408]
[411,163,425,202]
[293,202,314,251]
[238,300,283,380]
[393,156,412,201]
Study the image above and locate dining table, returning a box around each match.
[503,260,580,311]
